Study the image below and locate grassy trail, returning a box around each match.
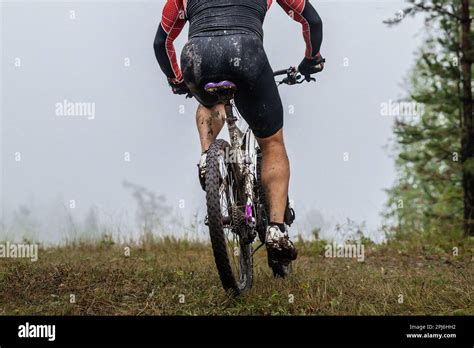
[0,239,472,315]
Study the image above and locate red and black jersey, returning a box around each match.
[154,0,323,83]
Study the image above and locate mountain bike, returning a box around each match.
[203,64,323,295]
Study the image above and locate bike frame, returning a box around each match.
[222,100,258,237]
[202,65,322,292]
[217,62,321,239]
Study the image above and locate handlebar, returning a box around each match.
[273,58,325,86]
[273,69,290,77]
[273,66,316,86]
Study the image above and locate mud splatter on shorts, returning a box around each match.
[180,33,284,138]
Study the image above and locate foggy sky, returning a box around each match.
[0,0,425,243]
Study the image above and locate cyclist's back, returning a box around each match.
[186,0,267,40]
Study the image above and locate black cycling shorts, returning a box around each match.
[180,34,283,139]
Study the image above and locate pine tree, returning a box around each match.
[384,0,473,237]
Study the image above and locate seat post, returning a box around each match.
[224,102,236,125]
[224,101,240,146]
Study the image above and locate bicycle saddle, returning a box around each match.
[204,81,237,97]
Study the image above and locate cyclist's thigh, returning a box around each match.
[234,62,284,139]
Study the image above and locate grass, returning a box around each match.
[0,237,472,315]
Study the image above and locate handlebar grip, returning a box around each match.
[273,69,289,77]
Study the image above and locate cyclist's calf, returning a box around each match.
[256,129,290,224]
[196,104,226,152]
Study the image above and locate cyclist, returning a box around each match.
[154,0,324,276]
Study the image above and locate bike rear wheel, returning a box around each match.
[205,139,253,294]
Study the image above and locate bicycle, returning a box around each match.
[203,64,323,295]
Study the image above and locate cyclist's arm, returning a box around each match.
[276,0,323,59]
[153,0,186,83]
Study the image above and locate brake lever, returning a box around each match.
[278,76,294,85]
[289,70,316,84]
[277,67,317,85]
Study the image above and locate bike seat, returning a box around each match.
[204,80,237,96]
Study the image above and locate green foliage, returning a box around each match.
[384,0,472,240]
[295,229,328,256]
[99,233,115,249]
